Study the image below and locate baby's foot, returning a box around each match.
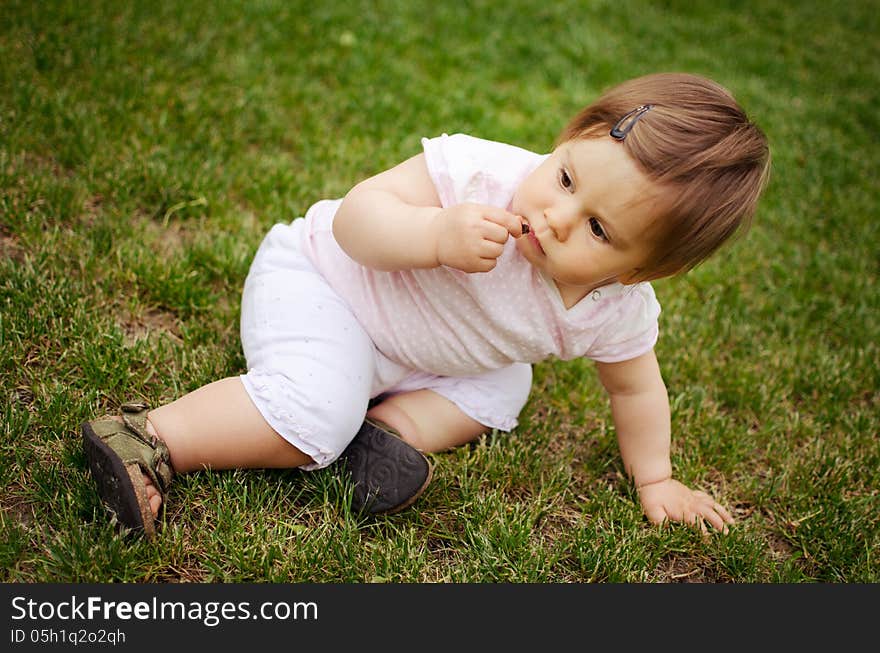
[108,416,163,518]
[143,475,162,518]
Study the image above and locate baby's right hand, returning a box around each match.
[432,203,523,273]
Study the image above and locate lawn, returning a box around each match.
[1,0,877,583]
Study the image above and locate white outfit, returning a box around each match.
[240,133,660,469]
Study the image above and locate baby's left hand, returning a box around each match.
[637,478,735,533]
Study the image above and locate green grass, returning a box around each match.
[1,0,877,583]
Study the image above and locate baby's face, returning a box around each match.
[511,135,666,307]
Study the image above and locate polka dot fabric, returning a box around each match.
[300,134,661,377]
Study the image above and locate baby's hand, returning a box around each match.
[637,478,735,534]
[433,203,523,273]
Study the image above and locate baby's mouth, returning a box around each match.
[528,229,545,255]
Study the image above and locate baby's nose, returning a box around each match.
[545,207,576,240]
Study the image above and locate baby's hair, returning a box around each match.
[558,72,771,280]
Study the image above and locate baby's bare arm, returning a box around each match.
[333,153,445,270]
[596,350,672,487]
[595,351,734,532]
[333,153,522,272]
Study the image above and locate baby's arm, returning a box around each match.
[595,351,735,533]
[333,153,522,272]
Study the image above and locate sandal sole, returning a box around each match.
[82,421,155,537]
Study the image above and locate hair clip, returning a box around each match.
[610,104,654,140]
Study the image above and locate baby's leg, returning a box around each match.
[343,364,530,513]
[138,376,312,516]
[368,389,488,452]
[368,362,534,453]
[148,376,312,473]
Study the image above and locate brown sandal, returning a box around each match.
[81,402,174,537]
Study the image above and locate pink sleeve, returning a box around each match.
[421,133,459,207]
[421,133,544,209]
[586,284,662,363]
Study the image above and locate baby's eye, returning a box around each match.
[589,217,608,242]
[559,169,573,190]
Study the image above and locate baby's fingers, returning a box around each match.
[702,511,726,534]
[644,504,669,526]
[482,208,526,240]
[478,239,505,260]
[692,490,735,528]
[693,504,733,534]
[715,502,736,525]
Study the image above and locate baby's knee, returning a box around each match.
[241,369,368,468]
[367,390,489,452]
